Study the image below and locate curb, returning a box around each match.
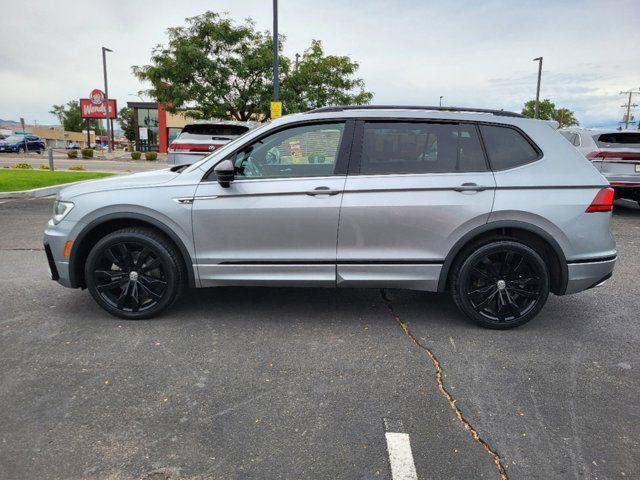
[0,180,87,199]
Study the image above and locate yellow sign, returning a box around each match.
[270,101,282,119]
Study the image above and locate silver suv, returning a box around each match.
[44,106,617,328]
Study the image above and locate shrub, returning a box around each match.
[131,151,142,160]
[144,151,158,161]
[12,162,32,169]
[81,148,93,159]
[39,164,54,170]
[68,165,86,171]
[67,150,78,159]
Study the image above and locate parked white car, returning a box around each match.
[167,120,258,166]
[559,128,640,205]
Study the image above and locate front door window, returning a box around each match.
[232,123,345,179]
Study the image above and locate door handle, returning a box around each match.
[306,186,340,196]
[453,183,487,192]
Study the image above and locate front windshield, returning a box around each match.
[3,136,25,142]
[182,121,273,174]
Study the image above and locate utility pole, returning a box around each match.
[102,47,113,152]
[619,89,640,129]
[295,53,300,71]
[533,57,543,118]
[439,96,443,107]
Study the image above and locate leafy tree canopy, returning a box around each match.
[133,12,372,120]
[118,107,136,141]
[522,99,579,127]
[282,40,373,112]
[49,101,104,134]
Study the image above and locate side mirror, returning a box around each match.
[214,159,235,187]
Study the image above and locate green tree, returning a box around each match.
[553,108,579,128]
[118,107,136,141]
[522,99,579,127]
[132,12,372,120]
[281,40,373,113]
[49,101,104,134]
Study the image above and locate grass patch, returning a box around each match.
[0,169,114,192]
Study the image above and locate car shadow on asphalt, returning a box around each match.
[169,286,476,330]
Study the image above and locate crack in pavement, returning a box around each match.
[0,248,44,251]
[380,289,509,480]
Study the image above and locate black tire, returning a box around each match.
[84,227,184,319]
[451,240,549,329]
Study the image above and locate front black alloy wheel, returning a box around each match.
[85,228,183,319]
[452,240,550,329]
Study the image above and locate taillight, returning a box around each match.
[586,151,640,161]
[169,143,220,153]
[585,187,614,213]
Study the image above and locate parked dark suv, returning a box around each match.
[0,135,46,154]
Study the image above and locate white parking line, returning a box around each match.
[384,419,418,480]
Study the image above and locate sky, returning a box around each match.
[0,0,638,128]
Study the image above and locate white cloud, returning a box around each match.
[0,0,638,128]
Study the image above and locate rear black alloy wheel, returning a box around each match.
[85,228,183,319]
[453,241,549,329]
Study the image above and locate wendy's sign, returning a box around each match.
[80,89,117,118]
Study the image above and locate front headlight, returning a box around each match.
[52,200,74,224]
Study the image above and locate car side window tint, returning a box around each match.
[479,125,540,170]
[233,123,345,179]
[359,122,486,175]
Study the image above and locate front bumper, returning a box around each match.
[565,256,616,294]
[43,219,79,288]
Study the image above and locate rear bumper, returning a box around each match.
[564,256,616,294]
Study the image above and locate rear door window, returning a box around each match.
[479,125,540,170]
[359,122,487,174]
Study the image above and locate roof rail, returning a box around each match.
[306,105,525,118]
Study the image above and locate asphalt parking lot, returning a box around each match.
[0,197,638,480]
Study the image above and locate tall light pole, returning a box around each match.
[271,0,282,119]
[273,0,279,102]
[439,96,443,107]
[102,47,113,152]
[533,57,543,118]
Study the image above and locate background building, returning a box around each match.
[127,102,197,153]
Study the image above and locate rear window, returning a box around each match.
[479,125,540,170]
[180,124,250,139]
[359,122,487,174]
[595,132,640,148]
